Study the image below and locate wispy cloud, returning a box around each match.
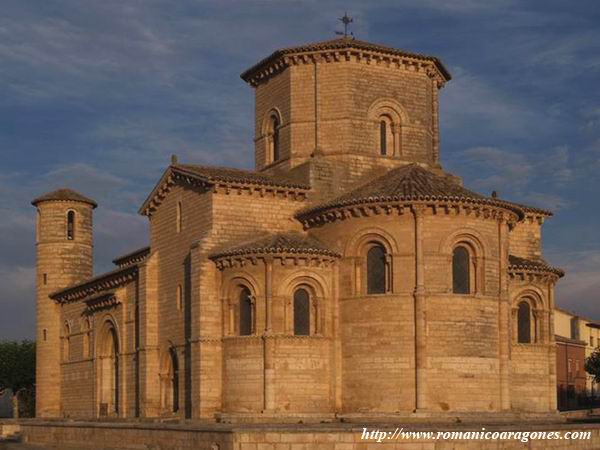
[0,265,35,340]
[459,146,533,190]
[440,67,553,142]
[455,145,574,210]
[1,0,599,338]
[553,248,600,319]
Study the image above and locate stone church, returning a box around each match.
[33,37,564,421]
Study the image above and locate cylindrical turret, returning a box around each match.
[32,188,96,417]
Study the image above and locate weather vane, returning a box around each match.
[335,12,354,39]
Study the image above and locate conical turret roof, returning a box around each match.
[31,188,97,208]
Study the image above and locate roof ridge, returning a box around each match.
[172,163,310,189]
[49,265,138,302]
[209,231,340,260]
[112,246,151,266]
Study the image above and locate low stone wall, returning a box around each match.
[561,408,600,419]
[3,419,600,449]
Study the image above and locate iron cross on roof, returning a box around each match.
[335,12,354,39]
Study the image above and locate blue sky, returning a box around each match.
[1,0,599,339]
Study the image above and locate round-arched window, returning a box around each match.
[517,301,532,343]
[66,210,75,240]
[293,288,310,336]
[367,244,387,294]
[452,246,470,294]
[239,286,253,336]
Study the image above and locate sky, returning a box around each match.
[1,0,599,340]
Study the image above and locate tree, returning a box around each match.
[585,347,600,385]
[0,340,36,418]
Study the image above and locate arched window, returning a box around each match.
[367,244,387,294]
[380,120,387,155]
[293,288,310,336]
[452,246,470,294]
[271,115,280,162]
[517,301,532,343]
[239,286,253,336]
[98,324,120,415]
[176,201,182,233]
[169,348,179,413]
[66,210,75,240]
[377,114,394,156]
[63,323,71,361]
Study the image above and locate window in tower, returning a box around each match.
[378,115,394,156]
[380,120,387,155]
[293,288,310,336]
[66,210,75,240]
[271,115,280,162]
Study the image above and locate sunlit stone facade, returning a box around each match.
[33,37,563,421]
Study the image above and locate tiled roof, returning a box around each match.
[210,232,340,259]
[112,246,151,268]
[31,188,97,208]
[50,265,138,303]
[508,255,564,277]
[502,200,553,217]
[138,163,310,216]
[241,37,451,82]
[297,164,524,219]
[173,164,310,190]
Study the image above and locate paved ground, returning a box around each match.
[0,445,123,450]
[0,445,55,450]
[0,443,129,450]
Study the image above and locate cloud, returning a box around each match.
[519,192,570,211]
[0,265,36,340]
[459,146,533,190]
[398,0,514,13]
[454,145,574,210]
[539,146,573,187]
[1,0,599,340]
[94,209,148,273]
[530,30,600,73]
[583,108,600,130]
[553,249,600,320]
[440,67,551,141]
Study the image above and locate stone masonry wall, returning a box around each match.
[11,421,600,450]
[35,200,94,418]
[254,57,437,176]
[509,215,543,260]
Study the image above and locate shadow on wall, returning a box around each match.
[0,389,13,418]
